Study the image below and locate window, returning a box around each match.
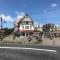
[25,26,29,29]
[21,22,25,25]
[22,26,24,29]
[26,22,28,24]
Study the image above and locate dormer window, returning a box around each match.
[26,22,28,24]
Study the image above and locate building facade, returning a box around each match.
[14,14,34,36]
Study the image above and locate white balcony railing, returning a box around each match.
[20,25,34,30]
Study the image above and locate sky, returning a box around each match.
[0,0,60,28]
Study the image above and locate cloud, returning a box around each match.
[0,14,13,22]
[16,11,25,19]
[50,3,58,7]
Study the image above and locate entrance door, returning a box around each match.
[26,33,28,36]
[22,33,25,36]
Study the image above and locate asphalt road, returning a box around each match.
[0,44,60,60]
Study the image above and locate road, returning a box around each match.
[0,44,60,60]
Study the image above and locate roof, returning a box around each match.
[20,14,33,22]
[15,14,33,26]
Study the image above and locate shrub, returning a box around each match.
[33,40,42,44]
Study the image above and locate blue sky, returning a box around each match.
[0,0,60,28]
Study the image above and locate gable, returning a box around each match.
[21,15,32,21]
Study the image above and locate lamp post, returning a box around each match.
[0,17,6,29]
[0,17,6,41]
[0,17,3,29]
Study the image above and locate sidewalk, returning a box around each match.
[42,37,60,46]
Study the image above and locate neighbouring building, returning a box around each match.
[42,24,56,32]
[42,23,60,37]
[42,24,57,37]
[34,25,43,32]
[14,14,34,36]
[33,25,43,37]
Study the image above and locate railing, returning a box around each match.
[20,25,34,30]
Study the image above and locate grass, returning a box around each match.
[33,40,42,44]
[0,36,43,44]
[2,39,23,44]
[1,39,43,44]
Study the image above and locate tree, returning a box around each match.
[42,24,56,32]
[42,24,56,38]
[4,28,14,35]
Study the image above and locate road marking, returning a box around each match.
[0,47,56,52]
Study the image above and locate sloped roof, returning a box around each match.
[15,19,20,26]
[20,14,33,21]
[15,14,33,26]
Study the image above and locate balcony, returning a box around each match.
[20,25,34,30]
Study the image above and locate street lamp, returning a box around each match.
[0,17,3,29]
[0,17,6,41]
[0,17,6,29]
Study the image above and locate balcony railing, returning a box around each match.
[20,25,34,30]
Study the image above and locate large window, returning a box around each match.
[21,22,25,25]
[25,26,29,29]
